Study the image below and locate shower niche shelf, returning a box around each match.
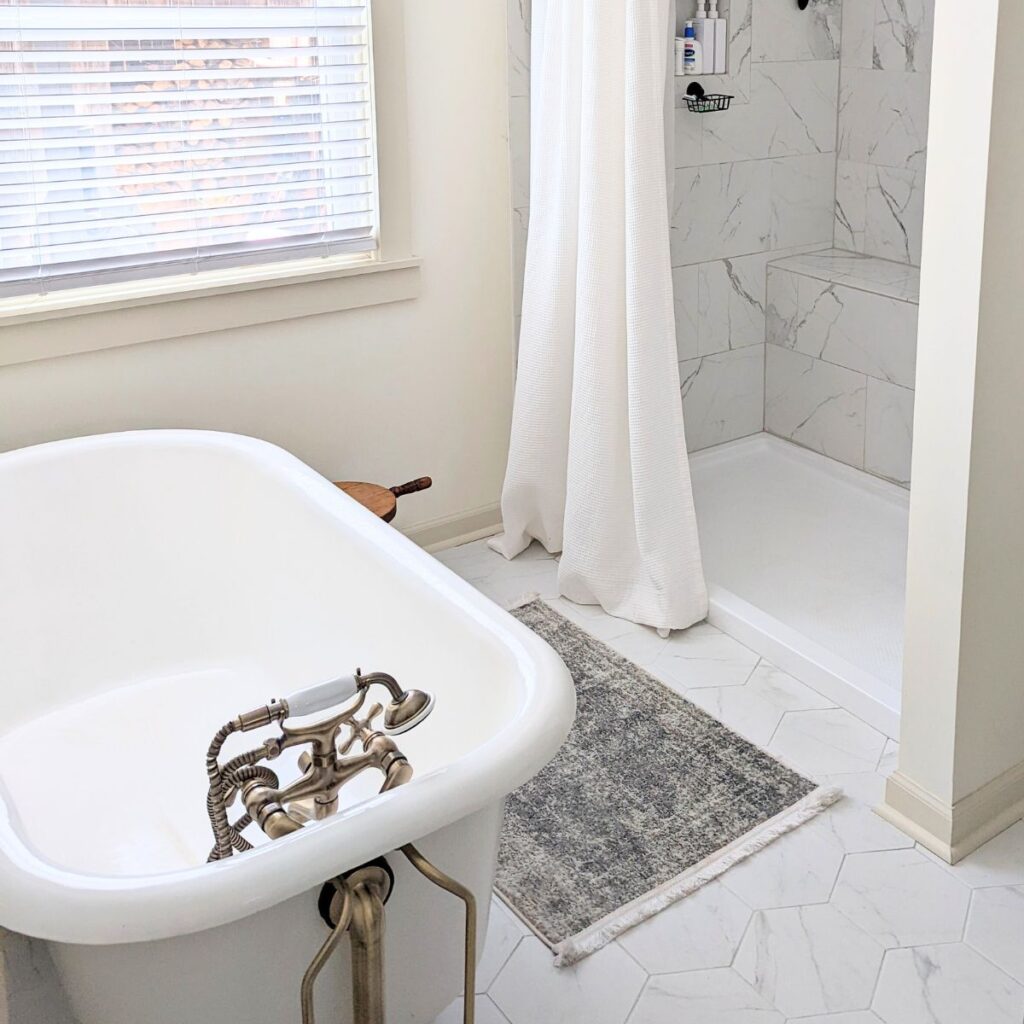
[673,0,750,103]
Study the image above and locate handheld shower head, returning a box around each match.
[383,689,435,734]
[355,670,435,733]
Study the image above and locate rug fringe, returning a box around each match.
[551,784,843,967]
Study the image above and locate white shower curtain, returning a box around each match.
[489,0,708,632]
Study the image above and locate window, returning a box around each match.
[0,0,378,297]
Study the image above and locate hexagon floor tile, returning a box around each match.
[617,880,752,975]
[873,943,1024,1024]
[964,885,1024,984]
[804,792,915,855]
[686,683,795,747]
[628,969,783,1024]
[644,623,760,694]
[489,937,646,1024]
[475,898,527,992]
[831,847,971,948]
[768,708,886,776]
[718,817,845,909]
[734,904,885,1018]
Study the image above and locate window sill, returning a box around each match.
[0,255,421,368]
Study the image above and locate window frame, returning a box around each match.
[0,0,419,367]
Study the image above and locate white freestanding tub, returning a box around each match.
[0,431,575,1024]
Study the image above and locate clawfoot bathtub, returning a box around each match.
[0,431,575,1024]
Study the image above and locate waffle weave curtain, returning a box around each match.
[489,0,708,632]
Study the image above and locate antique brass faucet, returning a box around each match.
[203,670,477,1024]
[204,669,433,860]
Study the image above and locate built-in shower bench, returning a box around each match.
[763,248,920,488]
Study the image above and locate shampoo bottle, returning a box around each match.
[692,1,712,73]
[708,0,727,73]
[683,21,703,75]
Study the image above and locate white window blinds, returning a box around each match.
[0,0,377,296]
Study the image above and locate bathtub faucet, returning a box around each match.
[204,674,478,1024]
[204,670,435,861]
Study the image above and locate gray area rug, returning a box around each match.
[498,599,839,966]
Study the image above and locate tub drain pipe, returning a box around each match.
[302,880,353,1024]
[302,846,477,1024]
[348,864,390,1024]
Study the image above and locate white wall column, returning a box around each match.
[882,0,1024,861]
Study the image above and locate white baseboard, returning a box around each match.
[881,759,1024,863]
[402,503,502,552]
[878,773,955,861]
[950,759,1024,861]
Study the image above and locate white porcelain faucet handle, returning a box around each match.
[284,675,361,717]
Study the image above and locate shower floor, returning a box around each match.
[689,433,908,738]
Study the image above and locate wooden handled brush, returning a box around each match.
[334,476,433,523]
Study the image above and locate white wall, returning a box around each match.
[951,0,1024,803]
[0,0,516,546]
[883,0,1024,861]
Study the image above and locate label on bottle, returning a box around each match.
[684,38,700,74]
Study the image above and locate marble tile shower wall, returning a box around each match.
[765,252,919,485]
[671,0,841,451]
[836,0,933,264]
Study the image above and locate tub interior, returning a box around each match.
[0,437,524,877]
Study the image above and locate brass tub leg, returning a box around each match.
[400,844,477,1024]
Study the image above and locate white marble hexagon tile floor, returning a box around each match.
[432,540,1024,1024]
